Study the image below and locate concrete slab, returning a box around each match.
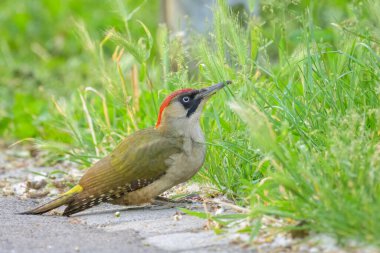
[104,216,204,236]
[0,197,163,253]
[0,196,249,253]
[143,231,229,251]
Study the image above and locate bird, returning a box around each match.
[21,81,231,216]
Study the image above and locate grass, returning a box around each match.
[1,0,380,247]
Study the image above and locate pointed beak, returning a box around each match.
[197,80,231,99]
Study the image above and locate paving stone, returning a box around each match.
[104,216,205,236]
[77,204,184,226]
[143,231,229,251]
[0,197,163,253]
[1,196,249,253]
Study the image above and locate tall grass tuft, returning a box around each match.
[217,0,380,245]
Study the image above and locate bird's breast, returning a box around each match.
[164,135,205,184]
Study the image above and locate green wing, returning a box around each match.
[81,128,182,189]
[63,128,182,215]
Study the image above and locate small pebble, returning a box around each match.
[309,247,319,253]
[173,212,182,221]
[27,189,49,198]
[27,179,47,190]
[12,182,28,196]
[214,207,225,215]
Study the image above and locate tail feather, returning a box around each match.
[19,185,83,215]
[62,198,103,216]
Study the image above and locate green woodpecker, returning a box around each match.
[22,81,231,216]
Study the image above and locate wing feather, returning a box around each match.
[63,128,183,215]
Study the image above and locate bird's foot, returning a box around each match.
[154,194,196,204]
[151,195,195,208]
[151,200,186,209]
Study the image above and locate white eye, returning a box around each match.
[182,96,190,103]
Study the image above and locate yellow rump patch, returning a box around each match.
[63,185,83,196]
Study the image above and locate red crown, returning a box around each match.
[155,88,194,128]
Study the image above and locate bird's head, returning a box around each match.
[155,81,231,134]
